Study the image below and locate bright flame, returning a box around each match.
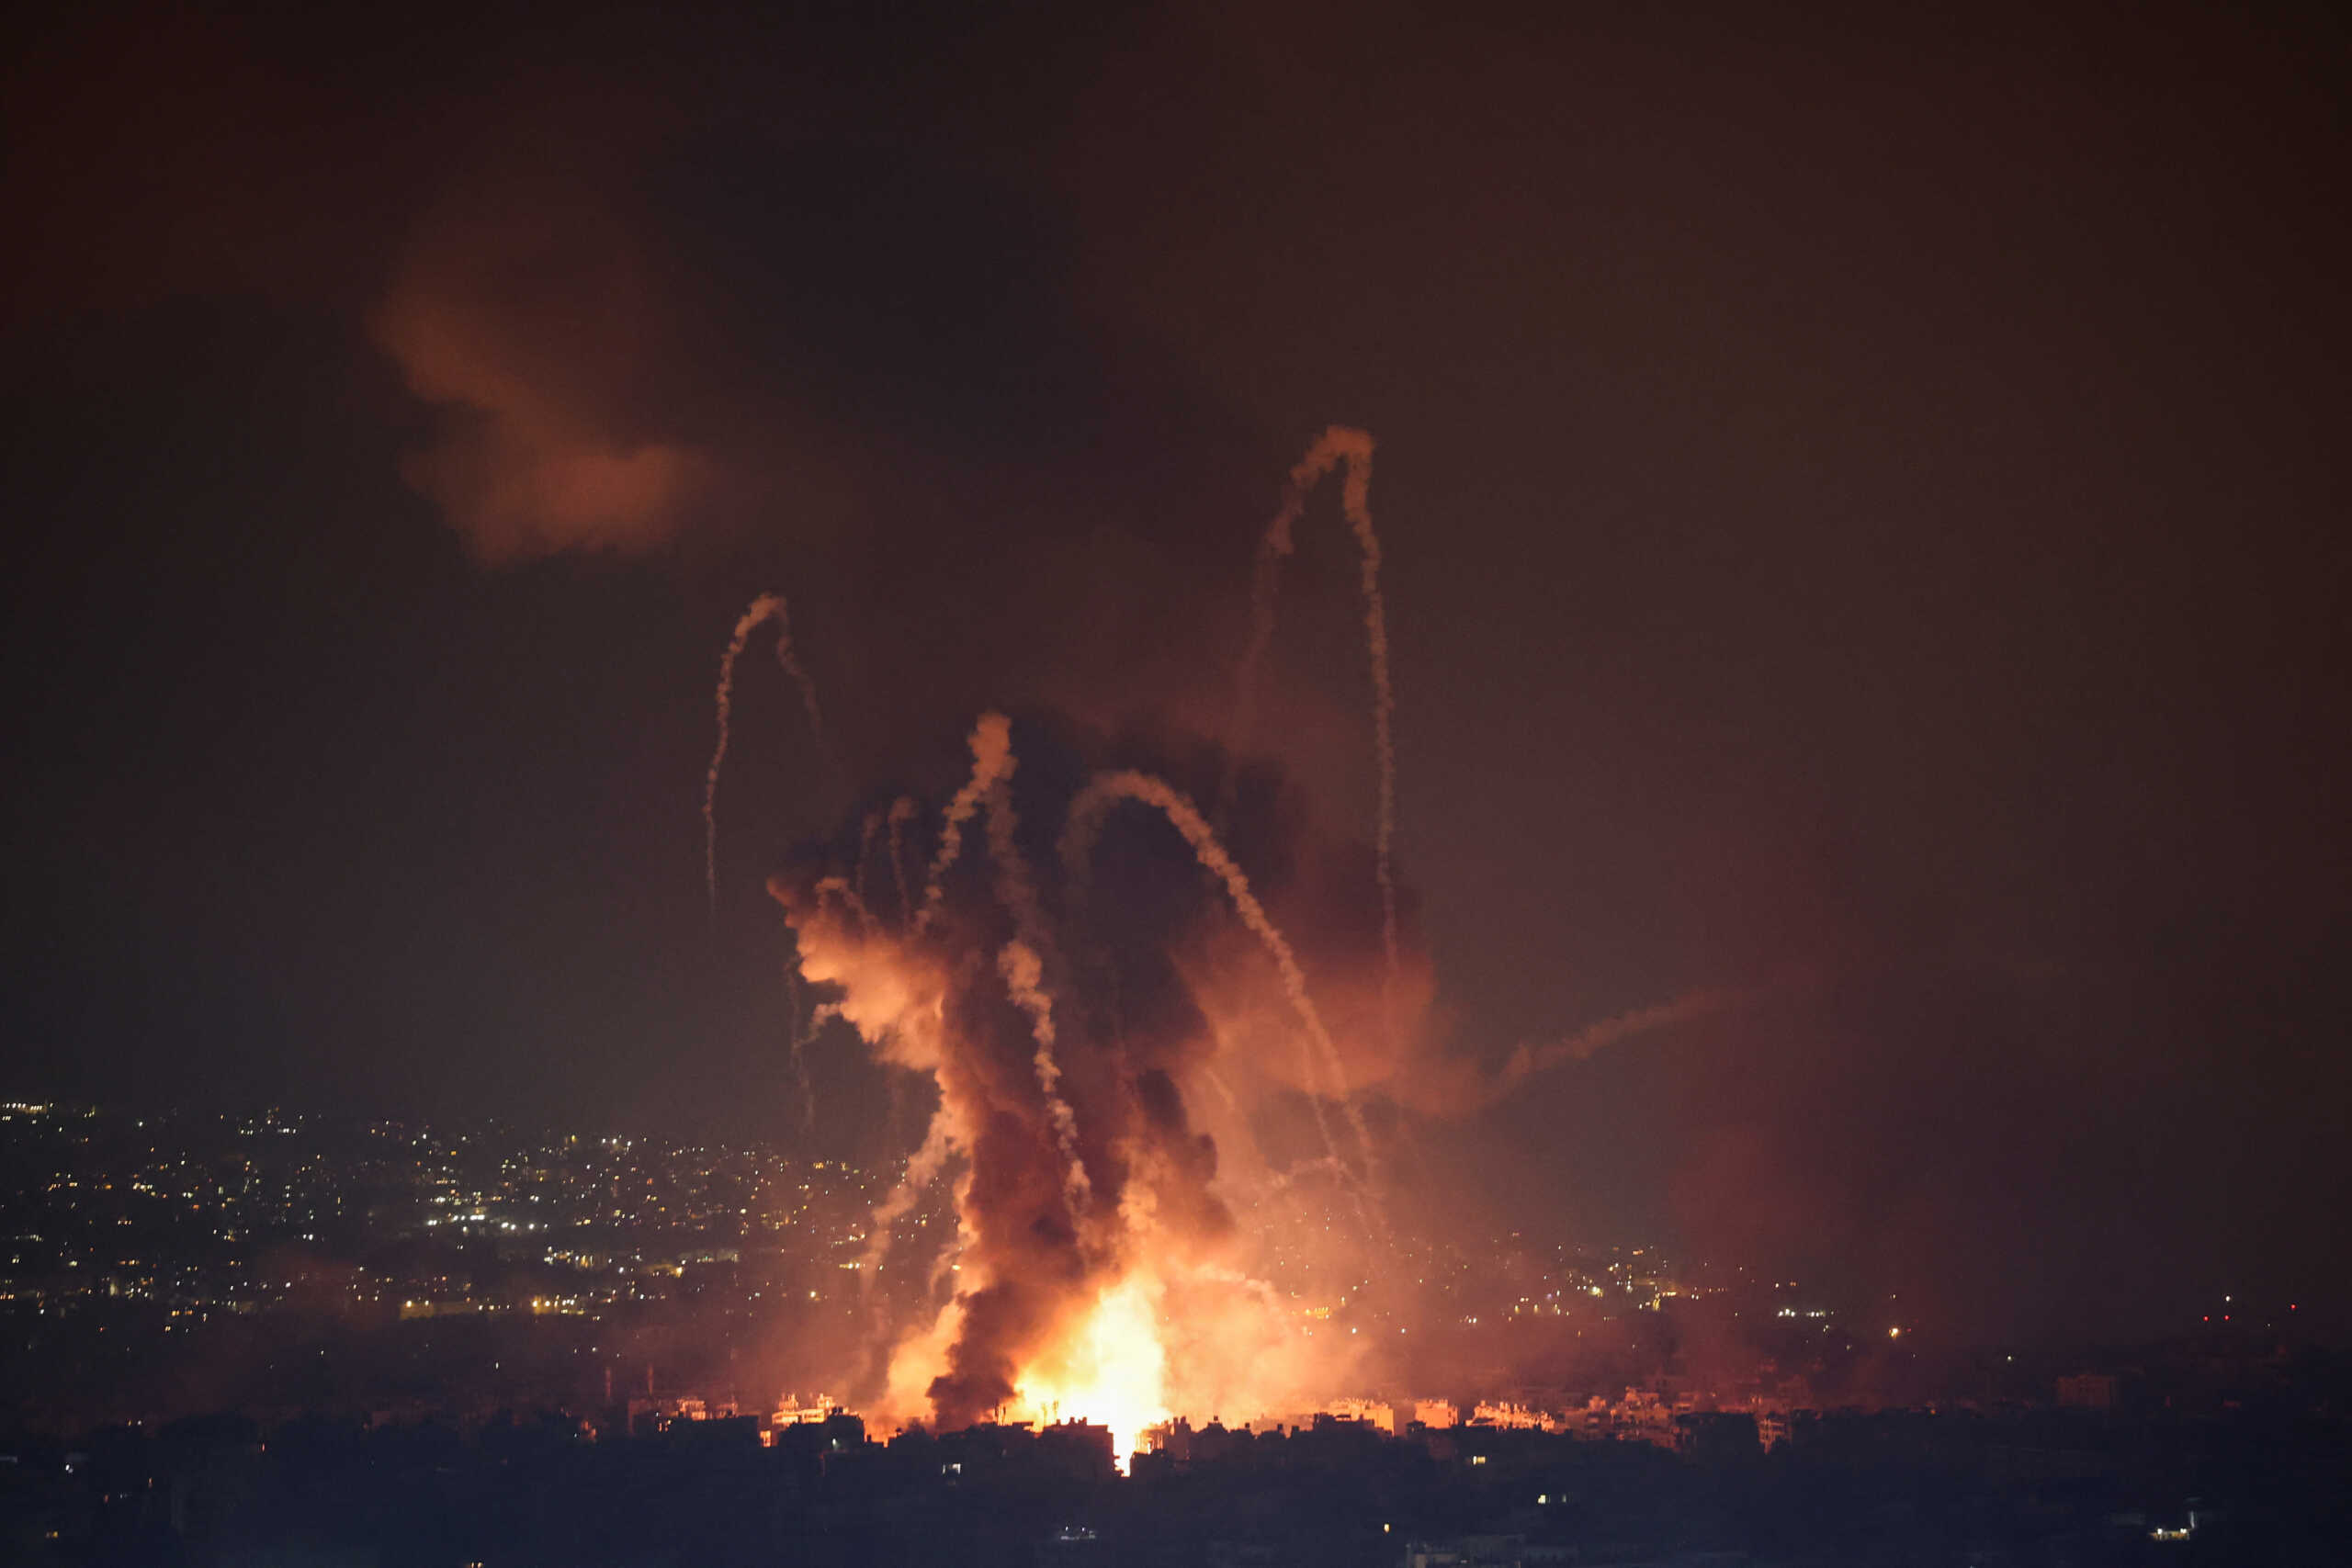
[1011,1274,1170,1472]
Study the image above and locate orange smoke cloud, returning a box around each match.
[370,157,708,561]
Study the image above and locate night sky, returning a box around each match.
[6,2,2347,1344]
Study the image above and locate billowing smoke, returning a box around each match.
[770,713,1408,1447]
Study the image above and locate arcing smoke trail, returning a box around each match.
[1060,770,1381,1216]
[1225,429,1401,987]
[705,592,828,919]
[918,714,1018,930]
[771,603,830,757]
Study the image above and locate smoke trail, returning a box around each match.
[704,592,828,919]
[771,605,829,758]
[926,1212,967,1300]
[785,962,815,1134]
[1495,982,1801,1098]
[1223,430,1400,990]
[966,723,1090,1223]
[790,999,839,1134]
[855,809,882,916]
[1000,940,1092,1220]
[887,796,919,927]
[918,714,1017,929]
[981,770,1052,966]
[1258,1155,1358,1193]
[814,874,880,936]
[1059,769,1381,1212]
[861,1102,959,1283]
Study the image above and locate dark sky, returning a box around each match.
[5,1,2347,1344]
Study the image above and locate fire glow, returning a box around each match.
[1008,1275,1170,1470]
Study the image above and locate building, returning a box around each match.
[2057,1373,2116,1411]
[1321,1397,1397,1433]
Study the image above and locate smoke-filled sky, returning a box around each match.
[5,1,2347,1345]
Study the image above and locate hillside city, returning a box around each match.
[4,1100,2344,1564]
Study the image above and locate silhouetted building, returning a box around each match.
[2057,1373,2116,1411]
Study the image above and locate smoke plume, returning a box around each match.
[772,714,1397,1445]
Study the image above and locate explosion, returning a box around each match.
[771,713,1394,1462]
[723,430,1420,1462]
